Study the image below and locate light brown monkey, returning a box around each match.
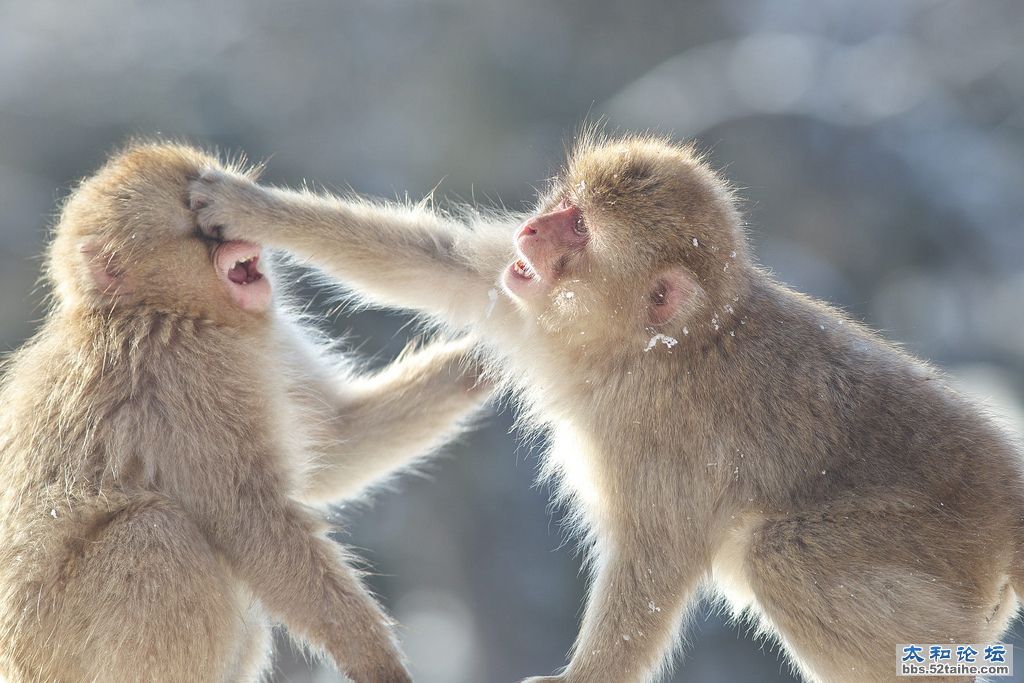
[189,133,1024,683]
[0,142,489,683]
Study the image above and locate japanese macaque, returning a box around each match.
[0,142,489,683]
[189,133,1024,683]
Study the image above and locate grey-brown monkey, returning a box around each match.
[190,133,1024,683]
[0,142,488,682]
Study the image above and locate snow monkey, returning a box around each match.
[0,142,491,683]
[190,133,1024,683]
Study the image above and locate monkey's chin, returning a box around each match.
[215,240,272,312]
[227,276,272,312]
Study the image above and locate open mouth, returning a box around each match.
[228,254,263,285]
[510,259,534,280]
[215,240,272,311]
[502,256,543,299]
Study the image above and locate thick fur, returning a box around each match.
[190,134,1024,683]
[0,143,488,683]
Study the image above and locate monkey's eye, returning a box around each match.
[573,211,587,236]
[562,199,588,236]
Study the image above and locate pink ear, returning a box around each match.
[647,267,697,326]
[80,241,123,294]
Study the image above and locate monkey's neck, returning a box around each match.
[65,306,265,359]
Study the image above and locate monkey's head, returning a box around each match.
[501,135,747,347]
[48,142,271,323]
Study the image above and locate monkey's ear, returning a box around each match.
[80,241,125,295]
[646,267,698,326]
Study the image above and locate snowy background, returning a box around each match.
[1,0,1023,681]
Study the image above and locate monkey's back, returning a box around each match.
[723,278,1024,532]
[0,310,277,680]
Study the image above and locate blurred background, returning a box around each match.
[2,0,1023,680]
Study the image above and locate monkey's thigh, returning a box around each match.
[742,504,1009,683]
[42,496,251,683]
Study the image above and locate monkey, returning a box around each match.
[188,132,1024,683]
[0,142,491,683]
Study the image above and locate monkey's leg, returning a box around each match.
[284,331,489,502]
[190,171,512,325]
[524,538,702,683]
[229,594,273,683]
[19,495,247,683]
[743,503,1011,683]
[198,481,410,683]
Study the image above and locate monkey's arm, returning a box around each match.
[283,327,490,502]
[525,532,703,683]
[191,475,410,683]
[191,172,516,327]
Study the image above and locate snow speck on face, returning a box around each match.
[622,634,631,642]
[49,509,57,519]
[692,237,699,247]
[576,180,587,194]
[562,291,576,300]
[648,601,662,613]
[682,326,689,335]
[485,288,498,318]
[644,334,679,352]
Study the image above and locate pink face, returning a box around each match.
[502,200,589,300]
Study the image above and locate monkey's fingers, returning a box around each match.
[188,170,264,241]
[187,168,228,210]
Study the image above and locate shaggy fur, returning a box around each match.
[0,143,487,682]
[190,134,1024,683]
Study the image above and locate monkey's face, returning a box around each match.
[503,199,590,301]
[502,137,742,344]
[51,144,273,322]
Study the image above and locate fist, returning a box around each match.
[188,169,268,242]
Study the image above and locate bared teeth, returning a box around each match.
[228,254,262,285]
[513,259,533,278]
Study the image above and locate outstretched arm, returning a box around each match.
[279,322,491,502]
[190,170,517,327]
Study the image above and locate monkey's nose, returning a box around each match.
[517,221,539,239]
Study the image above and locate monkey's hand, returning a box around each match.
[426,334,494,399]
[189,169,275,243]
